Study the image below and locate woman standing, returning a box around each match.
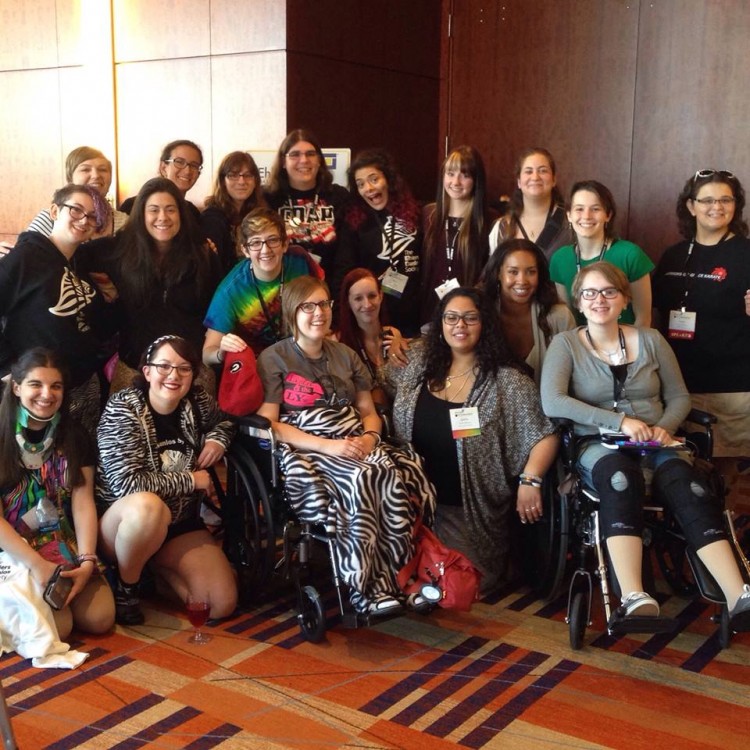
[541,261,750,626]
[0,348,115,639]
[550,180,654,326]
[480,238,575,385]
[265,129,349,284]
[489,147,568,259]
[654,170,750,479]
[386,287,558,593]
[335,149,422,335]
[420,145,494,324]
[97,336,236,625]
[257,276,434,615]
[201,151,266,275]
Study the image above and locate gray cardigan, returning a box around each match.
[540,327,690,436]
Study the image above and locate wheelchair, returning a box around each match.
[206,413,421,643]
[527,409,750,650]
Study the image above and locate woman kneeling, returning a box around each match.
[97,335,237,625]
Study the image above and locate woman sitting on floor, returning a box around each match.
[256,276,435,615]
[96,335,236,625]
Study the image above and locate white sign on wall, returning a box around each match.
[251,148,351,189]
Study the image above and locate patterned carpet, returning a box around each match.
[3,567,749,750]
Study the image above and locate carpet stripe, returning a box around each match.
[108,705,201,749]
[360,636,489,716]
[460,658,580,748]
[182,722,244,749]
[424,649,549,739]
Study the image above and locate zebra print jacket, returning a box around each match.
[96,386,234,521]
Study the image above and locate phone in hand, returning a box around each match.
[43,565,73,610]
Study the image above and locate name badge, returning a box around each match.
[435,277,460,300]
[449,406,481,438]
[381,267,408,298]
[668,309,697,340]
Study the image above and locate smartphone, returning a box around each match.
[43,565,73,610]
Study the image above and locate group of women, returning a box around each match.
[1,132,748,644]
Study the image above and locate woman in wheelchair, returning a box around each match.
[96,335,237,626]
[256,276,436,616]
[541,261,750,629]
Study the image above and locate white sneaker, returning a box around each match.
[728,583,750,631]
[621,591,659,617]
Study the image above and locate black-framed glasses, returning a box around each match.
[147,362,194,377]
[580,287,620,300]
[61,203,98,225]
[297,300,334,314]
[244,236,283,251]
[226,171,255,181]
[286,149,318,160]
[693,169,735,183]
[442,312,481,326]
[164,157,203,172]
[693,196,736,206]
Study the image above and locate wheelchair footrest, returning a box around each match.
[607,612,679,635]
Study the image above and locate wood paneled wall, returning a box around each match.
[442,0,750,259]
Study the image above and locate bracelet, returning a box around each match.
[519,473,542,488]
[216,348,225,364]
[76,553,98,565]
[362,430,382,446]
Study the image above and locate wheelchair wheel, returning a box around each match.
[223,441,276,598]
[298,585,326,643]
[568,590,588,650]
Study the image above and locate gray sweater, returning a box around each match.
[541,327,690,436]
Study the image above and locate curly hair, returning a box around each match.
[422,287,518,390]
[266,129,333,195]
[675,171,748,239]
[204,151,266,224]
[345,148,420,232]
[479,238,560,344]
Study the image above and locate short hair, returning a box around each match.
[240,206,287,244]
[51,183,109,232]
[133,335,201,391]
[281,276,330,338]
[571,260,631,302]
[675,171,748,239]
[568,180,617,240]
[159,139,203,165]
[65,146,111,183]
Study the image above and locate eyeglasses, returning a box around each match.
[693,196,736,206]
[286,149,318,160]
[442,312,481,326]
[580,287,620,300]
[147,362,194,377]
[244,236,283,251]
[693,169,735,183]
[163,157,203,173]
[297,300,334,313]
[60,203,98,225]
[226,171,255,181]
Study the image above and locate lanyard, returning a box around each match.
[358,344,378,381]
[677,230,730,310]
[574,238,609,274]
[444,217,462,277]
[250,265,284,341]
[292,341,339,405]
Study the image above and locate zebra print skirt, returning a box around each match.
[279,405,436,613]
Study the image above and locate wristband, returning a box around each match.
[216,348,225,364]
[519,473,542,488]
[362,430,382,446]
[76,553,98,565]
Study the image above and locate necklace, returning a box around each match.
[585,327,626,364]
[445,366,474,387]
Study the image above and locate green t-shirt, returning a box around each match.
[549,239,654,324]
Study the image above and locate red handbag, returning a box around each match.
[398,523,481,611]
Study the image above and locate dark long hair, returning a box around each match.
[676,171,748,239]
[424,145,491,287]
[337,268,388,352]
[266,129,333,194]
[114,177,213,307]
[480,238,560,344]
[422,287,518,390]
[568,180,618,243]
[0,348,85,489]
[345,148,420,232]
[204,150,266,224]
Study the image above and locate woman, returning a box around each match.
[386,287,558,593]
[201,150,267,276]
[0,348,115,640]
[0,184,118,433]
[480,238,575,385]
[654,170,750,473]
[335,149,422,335]
[550,180,654,326]
[202,207,323,363]
[120,140,204,223]
[489,147,568,259]
[27,146,127,239]
[265,129,349,284]
[541,261,750,626]
[420,145,494,324]
[97,335,236,625]
[89,177,222,392]
[256,276,435,615]
[336,268,408,406]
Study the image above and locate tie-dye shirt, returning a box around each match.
[203,246,323,356]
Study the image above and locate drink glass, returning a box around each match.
[186,595,211,644]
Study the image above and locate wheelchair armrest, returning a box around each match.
[685,408,717,426]
[224,413,271,430]
[551,417,575,431]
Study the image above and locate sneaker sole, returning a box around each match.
[729,608,750,632]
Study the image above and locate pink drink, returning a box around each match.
[186,600,210,628]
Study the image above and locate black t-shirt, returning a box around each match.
[149,406,191,473]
